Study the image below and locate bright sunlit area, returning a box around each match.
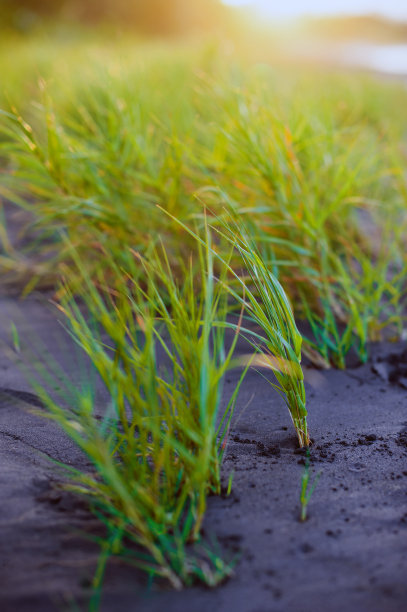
[1,2,407,612]
[222,0,407,20]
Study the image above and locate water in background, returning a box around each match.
[285,41,407,76]
[341,44,407,74]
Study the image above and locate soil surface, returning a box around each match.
[0,294,406,612]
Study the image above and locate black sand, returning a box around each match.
[0,295,406,612]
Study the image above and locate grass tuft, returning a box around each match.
[25,235,246,589]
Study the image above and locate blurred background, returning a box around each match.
[1,1,407,74]
[1,1,407,357]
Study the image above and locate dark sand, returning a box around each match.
[0,295,406,612]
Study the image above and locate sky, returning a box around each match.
[222,0,407,21]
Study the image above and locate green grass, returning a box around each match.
[18,220,308,595]
[222,219,309,447]
[1,36,406,366]
[24,234,248,590]
[165,211,309,446]
[1,30,407,596]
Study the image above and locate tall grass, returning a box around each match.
[223,220,308,447]
[25,236,248,590]
[1,38,406,365]
[7,219,311,604]
[164,211,309,446]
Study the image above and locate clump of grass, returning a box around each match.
[206,72,407,366]
[222,220,309,447]
[15,215,312,601]
[163,211,309,447]
[26,235,247,590]
[212,218,309,447]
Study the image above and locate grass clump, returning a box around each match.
[28,237,246,590]
[169,211,309,447]
[208,77,407,366]
[17,218,312,596]
[223,221,309,447]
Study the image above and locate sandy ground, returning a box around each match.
[0,294,406,612]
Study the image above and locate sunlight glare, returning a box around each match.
[222,0,407,21]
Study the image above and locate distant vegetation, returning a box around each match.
[302,15,407,43]
[3,2,407,42]
[0,0,225,35]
